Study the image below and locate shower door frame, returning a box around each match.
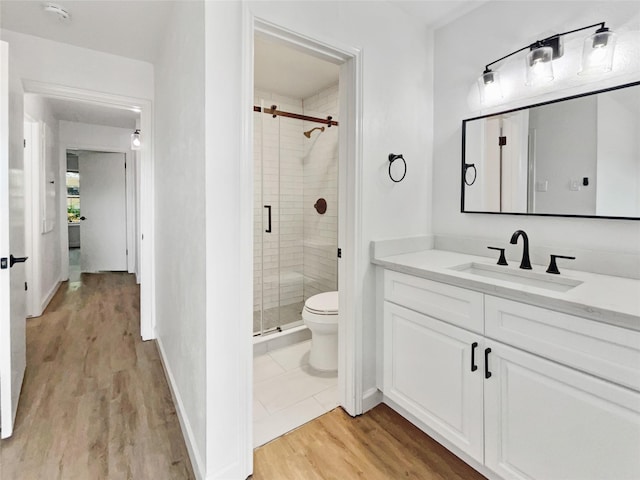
[239,12,364,475]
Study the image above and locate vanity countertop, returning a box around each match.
[372,249,640,331]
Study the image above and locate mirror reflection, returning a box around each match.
[462,82,640,219]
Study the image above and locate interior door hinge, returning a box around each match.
[498,136,507,146]
[337,248,342,258]
[25,281,28,291]
[24,139,26,148]
[126,249,128,256]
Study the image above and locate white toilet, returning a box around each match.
[302,291,339,371]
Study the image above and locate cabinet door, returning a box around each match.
[485,340,640,480]
[384,302,484,462]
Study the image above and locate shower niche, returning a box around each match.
[252,90,339,337]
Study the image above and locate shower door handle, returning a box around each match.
[264,205,272,233]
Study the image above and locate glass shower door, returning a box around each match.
[253,100,305,336]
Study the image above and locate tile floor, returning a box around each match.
[253,340,339,447]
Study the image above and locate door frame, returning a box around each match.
[22,80,156,341]
[23,117,42,318]
[237,12,364,476]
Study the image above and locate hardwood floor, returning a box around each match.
[0,273,194,479]
[253,404,487,480]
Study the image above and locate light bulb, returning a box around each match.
[525,46,554,86]
[477,69,503,104]
[131,130,141,150]
[579,28,616,75]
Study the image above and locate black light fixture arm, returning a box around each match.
[484,21,607,73]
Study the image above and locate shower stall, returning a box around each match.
[253,90,339,337]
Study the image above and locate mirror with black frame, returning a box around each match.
[461,81,640,220]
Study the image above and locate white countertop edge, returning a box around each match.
[372,249,640,332]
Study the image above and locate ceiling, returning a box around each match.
[255,38,340,99]
[392,1,487,29]
[0,1,175,63]
[39,96,139,129]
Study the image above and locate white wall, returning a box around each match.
[153,2,206,478]
[204,2,433,477]
[23,94,61,316]
[433,1,640,272]
[58,121,138,278]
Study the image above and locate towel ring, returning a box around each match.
[464,163,477,186]
[388,154,406,183]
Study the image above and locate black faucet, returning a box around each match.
[510,230,532,270]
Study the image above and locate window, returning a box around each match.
[66,171,80,222]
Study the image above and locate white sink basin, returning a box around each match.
[449,262,583,292]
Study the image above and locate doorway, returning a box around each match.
[20,81,155,341]
[252,34,341,446]
[65,149,129,279]
[65,152,81,281]
[240,18,364,470]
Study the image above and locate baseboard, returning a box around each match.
[362,387,383,413]
[156,337,206,480]
[38,280,62,316]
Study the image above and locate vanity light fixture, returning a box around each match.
[478,22,616,102]
[131,129,141,150]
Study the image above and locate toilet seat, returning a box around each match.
[304,291,338,315]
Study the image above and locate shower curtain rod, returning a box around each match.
[253,105,339,127]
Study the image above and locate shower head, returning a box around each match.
[303,126,325,138]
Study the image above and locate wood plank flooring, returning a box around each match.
[253,404,487,480]
[0,273,194,479]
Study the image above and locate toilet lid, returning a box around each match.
[305,291,338,314]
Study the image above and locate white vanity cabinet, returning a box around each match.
[484,340,640,480]
[383,301,484,463]
[381,269,640,480]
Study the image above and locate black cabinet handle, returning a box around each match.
[264,205,272,233]
[471,342,478,372]
[10,254,28,268]
[484,348,492,379]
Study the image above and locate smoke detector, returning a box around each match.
[43,3,71,22]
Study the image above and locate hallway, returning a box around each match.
[0,273,194,479]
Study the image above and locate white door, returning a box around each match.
[484,340,640,480]
[383,302,484,462]
[0,40,27,439]
[79,152,127,272]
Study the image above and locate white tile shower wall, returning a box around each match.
[254,92,305,316]
[303,83,339,299]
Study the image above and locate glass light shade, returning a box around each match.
[578,29,617,75]
[477,70,503,104]
[131,130,141,150]
[525,46,554,86]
